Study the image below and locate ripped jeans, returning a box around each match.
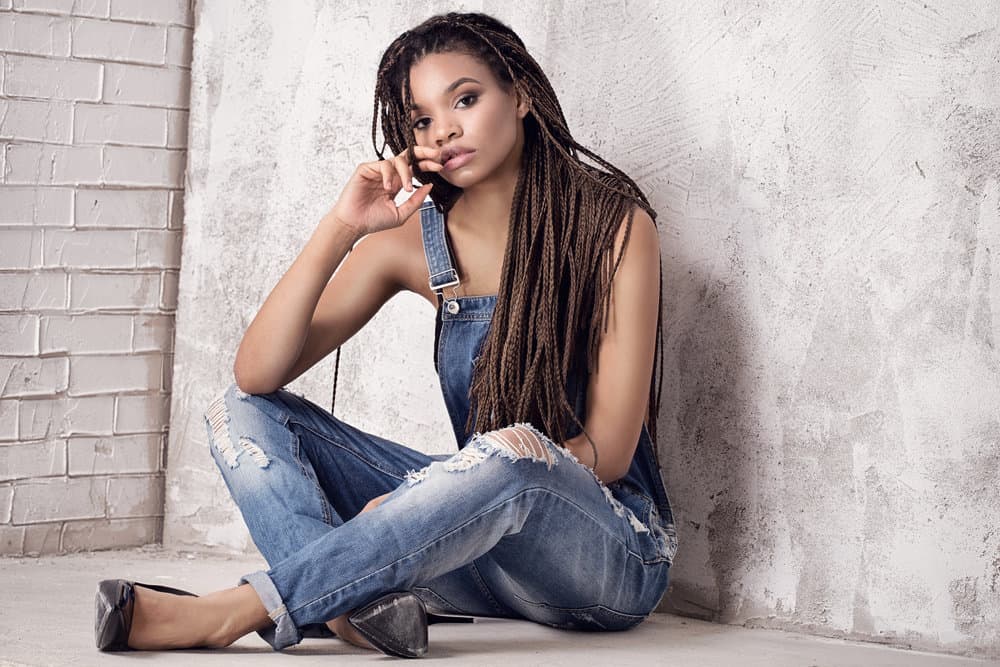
[205,381,674,651]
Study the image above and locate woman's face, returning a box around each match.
[407,51,528,190]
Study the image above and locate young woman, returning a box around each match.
[95,11,678,658]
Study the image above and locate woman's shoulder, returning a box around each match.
[370,209,437,308]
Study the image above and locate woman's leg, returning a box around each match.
[202,380,446,645]
[205,381,438,563]
[127,411,670,651]
[232,422,672,650]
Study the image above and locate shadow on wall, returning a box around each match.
[657,263,753,623]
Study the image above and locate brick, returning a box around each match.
[0,314,39,355]
[0,228,43,269]
[67,432,159,474]
[103,145,184,187]
[0,400,17,440]
[114,392,168,433]
[162,352,171,391]
[0,98,73,142]
[3,54,102,101]
[0,525,26,554]
[0,272,67,310]
[75,188,168,228]
[131,313,172,352]
[0,187,73,225]
[62,516,159,551]
[12,476,105,523]
[71,17,165,65]
[0,11,71,57]
[160,269,177,308]
[5,143,103,185]
[165,24,190,67]
[167,189,183,229]
[0,439,66,481]
[136,229,181,268]
[165,108,187,148]
[11,0,109,17]
[19,394,114,438]
[0,484,11,522]
[69,271,159,309]
[43,228,136,268]
[0,356,69,397]
[75,0,110,17]
[74,102,167,146]
[110,0,191,26]
[107,474,162,517]
[69,352,161,395]
[22,522,62,554]
[103,62,188,108]
[40,313,130,353]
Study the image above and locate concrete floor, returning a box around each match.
[1,546,996,666]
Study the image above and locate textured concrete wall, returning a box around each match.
[0,0,192,555]
[165,0,1000,658]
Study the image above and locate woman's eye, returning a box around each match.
[413,93,479,130]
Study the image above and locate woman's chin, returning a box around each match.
[438,171,479,190]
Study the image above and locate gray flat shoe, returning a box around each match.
[94,579,198,651]
[348,591,430,658]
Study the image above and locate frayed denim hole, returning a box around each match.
[206,391,239,468]
[442,446,489,472]
[239,436,270,468]
[469,424,557,470]
[404,465,431,486]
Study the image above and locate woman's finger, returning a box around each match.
[377,159,395,192]
[392,153,413,192]
[395,145,443,169]
[395,182,433,223]
[417,158,444,172]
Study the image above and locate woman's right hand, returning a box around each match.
[328,145,445,238]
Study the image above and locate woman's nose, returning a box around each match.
[434,120,460,144]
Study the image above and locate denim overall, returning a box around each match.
[206,199,679,651]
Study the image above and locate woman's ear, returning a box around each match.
[515,83,531,119]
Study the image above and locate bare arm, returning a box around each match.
[233,145,445,394]
[562,206,661,483]
[232,216,361,394]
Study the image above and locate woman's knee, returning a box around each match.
[403,423,571,490]
[204,381,289,471]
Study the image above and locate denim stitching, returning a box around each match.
[290,428,334,527]
[468,559,508,615]
[290,420,414,482]
[508,592,648,628]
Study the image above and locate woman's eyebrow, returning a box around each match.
[411,77,481,112]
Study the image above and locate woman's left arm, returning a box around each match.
[561,206,661,484]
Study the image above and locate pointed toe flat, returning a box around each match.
[95,579,198,651]
[348,591,431,658]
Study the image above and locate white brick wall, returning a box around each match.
[0,1,191,556]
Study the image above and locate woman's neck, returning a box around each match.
[449,131,523,241]
[450,189,509,238]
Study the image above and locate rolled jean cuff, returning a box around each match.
[238,570,301,650]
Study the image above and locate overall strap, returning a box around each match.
[420,200,460,295]
[419,199,460,374]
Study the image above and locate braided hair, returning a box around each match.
[371,11,665,464]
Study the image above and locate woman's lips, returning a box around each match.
[443,150,476,170]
